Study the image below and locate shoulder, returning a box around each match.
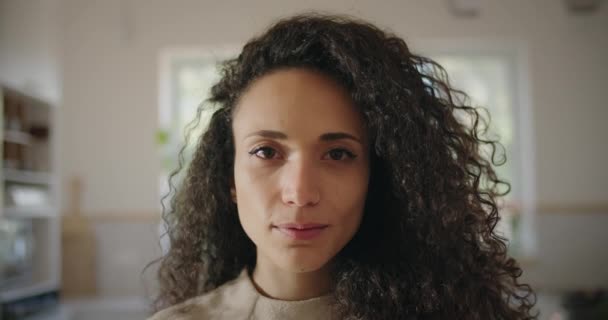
[147,270,258,320]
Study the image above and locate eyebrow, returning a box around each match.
[245,130,362,144]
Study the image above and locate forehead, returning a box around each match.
[232,68,365,140]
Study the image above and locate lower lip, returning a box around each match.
[275,226,327,240]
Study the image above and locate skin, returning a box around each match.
[231,68,370,301]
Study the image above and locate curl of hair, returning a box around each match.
[148,13,537,319]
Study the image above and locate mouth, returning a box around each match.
[273,223,329,240]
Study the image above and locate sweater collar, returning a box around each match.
[237,268,337,319]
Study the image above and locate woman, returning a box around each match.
[148,13,536,320]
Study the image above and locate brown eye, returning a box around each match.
[249,146,278,159]
[325,148,357,161]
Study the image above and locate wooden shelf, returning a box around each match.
[1,84,60,308]
[3,168,54,185]
[1,86,54,110]
[3,206,58,218]
[3,130,32,145]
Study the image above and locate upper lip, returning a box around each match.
[275,223,329,229]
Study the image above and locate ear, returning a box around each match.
[230,188,237,203]
[230,177,237,203]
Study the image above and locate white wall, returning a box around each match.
[523,213,608,291]
[0,0,63,104]
[3,0,606,298]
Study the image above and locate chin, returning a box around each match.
[286,264,326,274]
[276,253,330,273]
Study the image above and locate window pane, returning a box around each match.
[430,54,521,252]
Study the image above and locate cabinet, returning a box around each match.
[0,85,61,316]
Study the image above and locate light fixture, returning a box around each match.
[564,0,603,13]
[447,0,481,18]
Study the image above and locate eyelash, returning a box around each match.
[248,146,357,161]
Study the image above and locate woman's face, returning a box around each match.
[232,68,370,273]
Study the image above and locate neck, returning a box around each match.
[251,254,333,301]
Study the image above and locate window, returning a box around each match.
[158,48,237,211]
[422,41,537,258]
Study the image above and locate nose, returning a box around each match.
[281,158,321,207]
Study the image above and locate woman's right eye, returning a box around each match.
[249,146,279,160]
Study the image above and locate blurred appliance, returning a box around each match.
[0,218,34,287]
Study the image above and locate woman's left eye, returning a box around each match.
[249,146,279,160]
[324,148,357,161]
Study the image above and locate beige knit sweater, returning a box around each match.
[148,269,337,320]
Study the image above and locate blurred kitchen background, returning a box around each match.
[0,0,607,319]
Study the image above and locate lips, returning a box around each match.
[274,223,328,240]
[276,223,328,229]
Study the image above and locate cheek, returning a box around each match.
[315,166,369,249]
[329,164,369,210]
[233,161,278,243]
[330,176,368,232]
[235,164,277,208]
[339,169,369,236]
[234,190,266,250]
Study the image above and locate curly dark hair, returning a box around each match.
[149,13,537,320]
